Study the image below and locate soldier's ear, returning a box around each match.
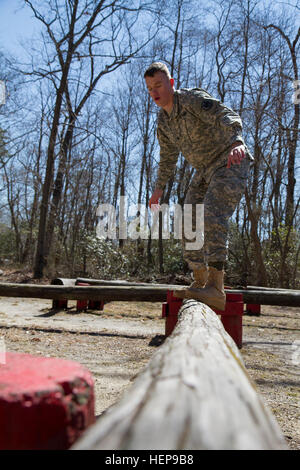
[170,78,175,88]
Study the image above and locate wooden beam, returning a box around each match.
[0,282,299,306]
[77,278,299,292]
[76,277,172,287]
[0,283,167,302]
[76,278,300,306]
[233,289,300,306]
[71,300,287,450]
[246,285,300,293]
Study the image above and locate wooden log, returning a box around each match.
[71,300,287,450]
[0,282,299,306]
[76,277,172,287]
[246,285,300,293]
[0,282,168,302]
[77,278,300,293]
[231,289,300,307]
[76,279,300,307]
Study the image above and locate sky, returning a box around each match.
[0,0,40,59]
[0,0,120,96]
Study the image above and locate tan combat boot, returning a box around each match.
[173,265,208,298]
[190,266,208,289]
[173,266,226,311]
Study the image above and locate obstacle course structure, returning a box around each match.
[0,278,299,348]
[0,278,295,449]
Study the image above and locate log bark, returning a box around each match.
[0,283,168,302]
[72,300,287,450]
[0,283,299,306]
[76,277,171,287]
[246,285,300,293]
[76,279,300,304]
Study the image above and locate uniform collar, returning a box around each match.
[162,90,180,120]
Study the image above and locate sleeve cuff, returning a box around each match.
[155,180,166,191]
[229,134,245,146]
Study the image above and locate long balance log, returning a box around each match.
[0,282,299,306]
[77,277,299,292]
[72,300,287,450]
[53,278,300,293]
[0,283,167,302]
[76,277,300,305]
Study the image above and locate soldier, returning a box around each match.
[145,62,253,310]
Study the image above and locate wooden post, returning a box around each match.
[245,303,261,315]
[76,282,90,312]
[72,300,287,450]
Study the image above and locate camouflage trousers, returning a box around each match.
[183,156,251,270]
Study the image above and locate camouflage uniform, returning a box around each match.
[155,87,253,269]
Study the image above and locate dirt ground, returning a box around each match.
[0,276,299,450]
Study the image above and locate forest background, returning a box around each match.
[0,0,299,288]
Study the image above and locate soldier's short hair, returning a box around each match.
[144,62,171,79]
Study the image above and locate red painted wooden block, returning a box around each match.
[220,315,243,349]
[88,300,104,311]
[162,302,168,318]
[246,303,261,315]
[162,291,183,337]
[163,291,244,348]
[52,299,68,309]
[76,282,90,312]
[214,293,244,348]
[0,352,95,450]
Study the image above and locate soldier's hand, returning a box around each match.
[227,144,245,168]
[149,188,163,210]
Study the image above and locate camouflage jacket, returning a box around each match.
[155,88,253,190]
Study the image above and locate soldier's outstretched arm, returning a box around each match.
[155,125,179,191]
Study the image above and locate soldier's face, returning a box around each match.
[145,72,174,112]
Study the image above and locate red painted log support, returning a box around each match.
[163,291,244,348]
[162,291,182,337]
[0,352,95,450]
[76,283,104,312]
[51,279,104,311]
[88,300,104,310]
[215,292,244,349]
[76,283,90,312]
[245,303,261,315]
[52,299,68,309]
[52,298,104,312]
[51,278,74,310]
